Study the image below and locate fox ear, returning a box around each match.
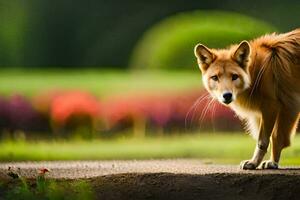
[233,41,251,69]
[194,44,215,71]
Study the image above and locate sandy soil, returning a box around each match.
[1,159,300,200]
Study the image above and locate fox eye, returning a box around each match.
[211,75,218,81]
[232,74,239,81]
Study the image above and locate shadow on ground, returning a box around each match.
[88,172,300,200]
[2,172,300,200]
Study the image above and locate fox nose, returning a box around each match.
[222,93,232,104]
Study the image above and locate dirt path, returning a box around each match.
[1,159,300,200]
[1,159,300,179]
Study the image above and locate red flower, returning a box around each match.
[50,91,101,126]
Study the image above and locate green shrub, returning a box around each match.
[129,10,277,70]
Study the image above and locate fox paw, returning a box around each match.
[260,160,278,169]
[240,160,257,170]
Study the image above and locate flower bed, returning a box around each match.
[0,90,242,138]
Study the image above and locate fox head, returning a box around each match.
[194,41,251,105]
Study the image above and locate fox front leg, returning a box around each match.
[240,108,277,170]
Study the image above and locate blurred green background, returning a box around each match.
[0,0,299,165]
[0,0,298,68]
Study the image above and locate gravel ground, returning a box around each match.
[0,159,300,179]
[1,160,300,200]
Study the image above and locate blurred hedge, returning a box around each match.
[130,10,277,70]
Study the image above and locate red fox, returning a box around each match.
[194,29,300,169]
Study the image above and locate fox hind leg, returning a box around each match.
[261,110,299,169]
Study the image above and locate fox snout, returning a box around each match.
[222,92,233,104]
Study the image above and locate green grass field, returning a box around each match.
[0,69,201,97]
[1,133,300,165]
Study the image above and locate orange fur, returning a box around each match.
[194,29,300,169]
